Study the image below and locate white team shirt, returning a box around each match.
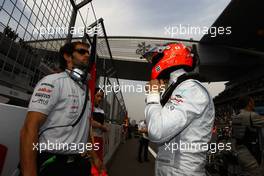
[138,121,148,139]
[28,71,91,154]
[92,107,105,137]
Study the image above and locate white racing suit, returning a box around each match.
[145,70,215,176]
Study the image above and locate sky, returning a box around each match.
[79,0,231,40]
[82,0,231,122]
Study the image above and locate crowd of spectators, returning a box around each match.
[2,26,35,55]
[207,78,264,175]
[214,77,264,104]
[213,77,264,141]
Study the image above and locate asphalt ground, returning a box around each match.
[107,138,156,176]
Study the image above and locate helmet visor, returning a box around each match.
[142,45,168,63]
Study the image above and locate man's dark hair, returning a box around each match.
[59,41,90,70]
[237,96,251,109]
[94,87,104,95]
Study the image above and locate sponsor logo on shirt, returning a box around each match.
[35,93,51,99]
[37,87,52,93]
[40,83,54,88]
[32,99,49,105]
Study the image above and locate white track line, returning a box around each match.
[148,146,157,158]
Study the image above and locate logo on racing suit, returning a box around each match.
[170,94,183,105]
[166,105,176,111]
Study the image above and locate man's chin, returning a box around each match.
[75,64,88,71]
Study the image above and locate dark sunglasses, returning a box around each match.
[73,48,89,55]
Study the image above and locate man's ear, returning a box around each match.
[64,53,72,63]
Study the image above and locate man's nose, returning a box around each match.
[83,54,89,61]
[84,52,89,57]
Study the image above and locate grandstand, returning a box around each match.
[0,0,126,122]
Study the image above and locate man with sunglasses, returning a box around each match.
[20,41,102,176]
[144,43,215,176]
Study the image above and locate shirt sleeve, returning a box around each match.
[138,122,142,131]
[251,112,264,127]
[145,80,209,143]
[28,75,59,115]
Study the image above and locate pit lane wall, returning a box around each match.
[0,103,122,176]
[103,123,122,164]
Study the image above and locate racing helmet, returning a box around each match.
[143,43,195,79]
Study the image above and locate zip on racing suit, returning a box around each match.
[145,69,215,176]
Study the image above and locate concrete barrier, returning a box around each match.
[103,123,122,164]
[0,103,121,175]
[0,103,27,176]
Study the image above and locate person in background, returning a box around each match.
[121,121,128,144]
[232,96,264,176]
[137,120,149,163]
[92,88,108,162]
